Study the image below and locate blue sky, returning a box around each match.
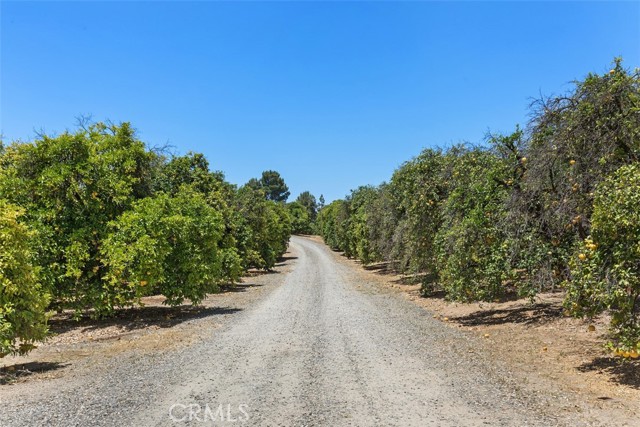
[2,1,639,202]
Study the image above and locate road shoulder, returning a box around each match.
[311,235,640,425]
[0,247,298,388]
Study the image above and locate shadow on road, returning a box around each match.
[220,283,264,293]
[0,361,69,385]
[49,305,242,335]
[362,261,395,274]
[578,357,640,389]
[451,302,564,326]
[244,255,298,276]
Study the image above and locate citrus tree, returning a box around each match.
[386,148,447,282]
[434,146,512,301]
[344,186,381,264]
[0,202,49,356]
[317,200,350,253]
[566,164,640,355]
[288,201,313,234]
[102,187,235,309]
[235,184,291,270]
[0,122,153,313]
[513,59,640,294]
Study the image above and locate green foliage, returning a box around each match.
[359,184,397,266]
[388,148,446,276]
[295,191,318,222]
[565,164,640,348]
[235,184,291,270]
[511,59,640,292]
[3,59,637,351]
[287,191,319,235]
[434,146,511,301]
[317,200,350,253]
[288,201,313,234]
[152,152,244,284]
[0,202,49,356]
[0,121,293,321]
[318,59,640,346]
[268,202,293,260]
[0,122,152,313]
[154,152,227,197]
[259,170,290,202]
[344,186,381,264]
[102,187,237,309]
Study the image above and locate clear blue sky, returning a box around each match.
[2,1,639,202]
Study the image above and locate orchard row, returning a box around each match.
[317,59,640,353]
[0,125,318,356]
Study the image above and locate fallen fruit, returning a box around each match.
[588,325,595,332]
[484,333,490,338]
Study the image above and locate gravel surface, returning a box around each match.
[0,236,612,426]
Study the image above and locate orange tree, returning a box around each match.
[512,59,640,296]
[566,164,640,354]
[434,144,514,301]
[287,201,313,234]
[234,184,291,270]
[0,122,153,314]
[386,148,446,279]
[0,202,49,356]
[317,200,350,253]
[101,186,233,309]
[343,186,381,264]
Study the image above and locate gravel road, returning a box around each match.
[1,236,594,426]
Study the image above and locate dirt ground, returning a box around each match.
[2,236,638,424]
[0,258,296,386]
[308,234,640,420]
[5,236,622,427]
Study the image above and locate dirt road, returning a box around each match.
[0,237,614,426]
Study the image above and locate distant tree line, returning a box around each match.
[318,59,640,356]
